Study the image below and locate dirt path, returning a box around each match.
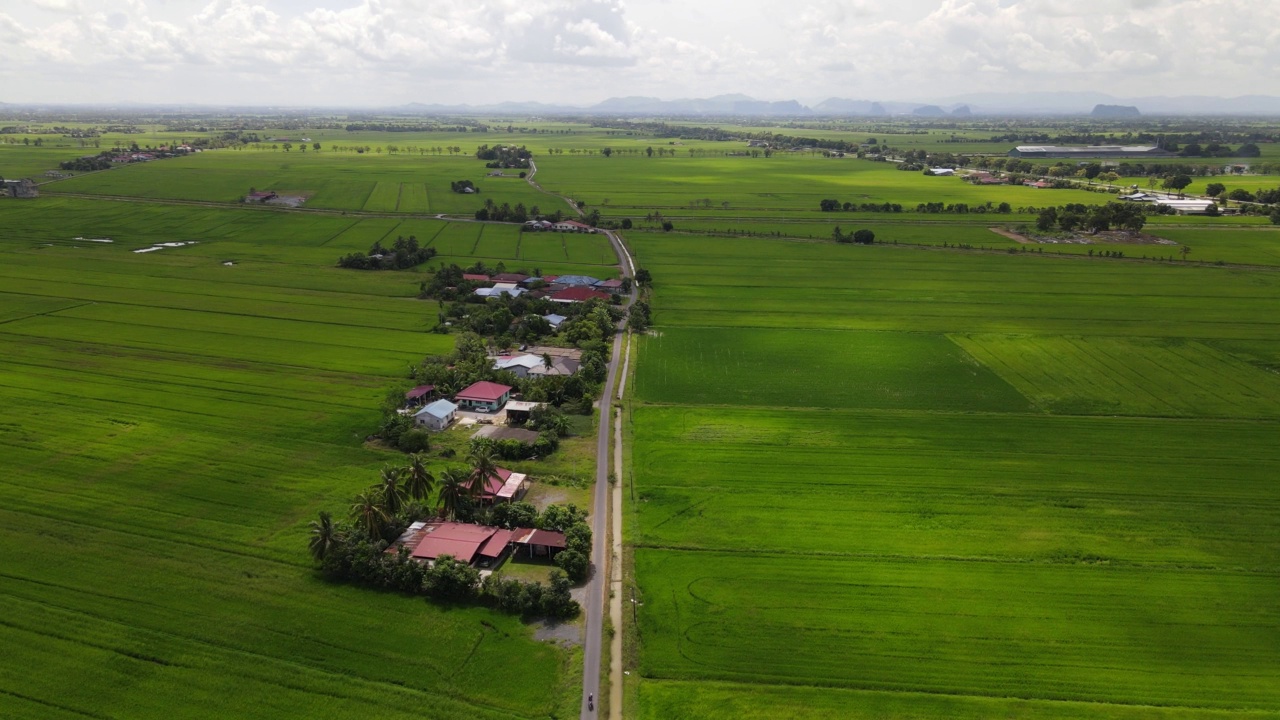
[989,226,1032,244]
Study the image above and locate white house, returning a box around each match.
[493,354,546,378]
[928,168,955,176]
[544,314,567,329]
[475,283,526,298]
[414,399,458,431]
[552,220,596,233]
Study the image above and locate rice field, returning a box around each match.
[0,195,585,719]
[635,327,1030,412]
[47,149,551,214]
[625,227,1280,718]
[953,334,1280,417]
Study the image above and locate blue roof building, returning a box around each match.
[414,399,458,431]
[553,275,600,287]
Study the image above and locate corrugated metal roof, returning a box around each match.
[416,399,457,418]
[457,381,512,401]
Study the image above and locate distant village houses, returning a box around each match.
[1,179,38,199]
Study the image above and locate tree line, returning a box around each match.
[1035,202,1147,234]
[338,235,437,270]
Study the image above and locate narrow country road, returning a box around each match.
[580,228,636,719]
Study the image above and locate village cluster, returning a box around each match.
[467,271,622,303]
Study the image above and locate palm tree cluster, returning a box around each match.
[309,443,506,562]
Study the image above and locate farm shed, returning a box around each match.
[2,179,39,198]
[513,528,567,558]
[1155,198,1217,215]
[414,399,457,431]
[501,400,543,425]
[455,381,513,413]
[1009,145,1174,159]
[404,384,436,406]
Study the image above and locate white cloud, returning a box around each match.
[0,0,1277,105]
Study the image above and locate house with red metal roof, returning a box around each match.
[455,381,513,413]
[471,467,528,503]
[550,286,612,304]
[491,273,529,283]
[552,219,596,233]
[462,273,491,282]
[406,521,516,567]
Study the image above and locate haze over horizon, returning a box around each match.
[1,0,1277,108]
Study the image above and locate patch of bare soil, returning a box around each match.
[989,227,1032,244]
[992,227,1178,246]
[265,192,312,208]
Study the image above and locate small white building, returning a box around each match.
[493,353,546,378]
[1155,198,1217,215]
[928,168,955,176]
[414,399,458,431]
[475,283,526,299]
[552,220,596,233]
[544,313,567,329]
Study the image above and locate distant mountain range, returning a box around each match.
[389,92,1280,117]
[5,93,1280,117]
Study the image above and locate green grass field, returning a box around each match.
[0,195,595,719]
[46,149,552,215]
[625,227,1280,717]
[535,154,1118,217]
[6,117,1280,720]
[635,327,1030,412]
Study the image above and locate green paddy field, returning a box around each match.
[3,117,1280,719]
[0,195,592,719]
[625,231,1280,718]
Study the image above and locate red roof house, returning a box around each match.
[550,286,611,304]
[471,467,527,502]
[462,273,491,282]
[455,381,513,412]
[491,273,529,283]
[410,522,499,564]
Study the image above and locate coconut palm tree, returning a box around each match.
[376,465,407,517]
[350,490,389,541]
[308,510,341,562]
[437,468,470,521]
[468,441,500,501]
[404,454,435,502]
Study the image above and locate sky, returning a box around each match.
[0,0,1277,107]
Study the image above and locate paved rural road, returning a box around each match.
[580,229,636,719]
